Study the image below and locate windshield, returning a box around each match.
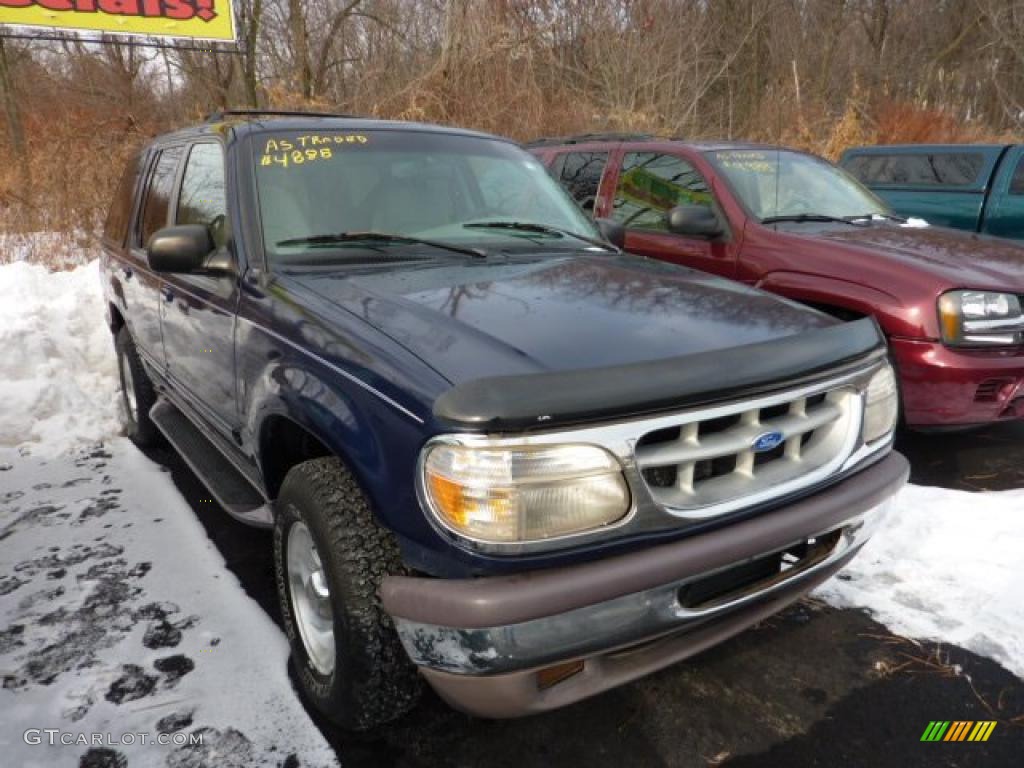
[253,129,598,263]
[708,149,890,222]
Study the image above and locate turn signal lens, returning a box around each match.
[862,363,899,443]
[422,443,630,543]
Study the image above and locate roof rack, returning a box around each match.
[523,132,656,148]
[205,109,364,122]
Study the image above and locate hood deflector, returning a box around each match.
[433,317,886,432]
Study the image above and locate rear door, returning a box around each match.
[127,146,187,372]
[158,141,241,437]
[981,147,1024,240]
[604,149,737,278]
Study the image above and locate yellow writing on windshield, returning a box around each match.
[260,148,333,169]
[263,134,368,154]
[717,151,776,173]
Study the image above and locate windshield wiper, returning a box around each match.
[463,221,615,251]
[761,213,869,227]
[276,231,485,259]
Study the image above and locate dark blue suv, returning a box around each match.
[100,112,908,729]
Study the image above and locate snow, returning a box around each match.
[870,214,930,228]
[0,440,338,768]
[0,260,121,457]
[816,482,1024,679]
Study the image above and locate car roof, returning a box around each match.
[147,113,513,148]
[525,135,792,154]
[843,143,1011,153]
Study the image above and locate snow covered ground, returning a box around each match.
[0,256,1021,765]
[0,260,120,455]
[817,483,1024,679]
[0,441,338,768]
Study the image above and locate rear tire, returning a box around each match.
[273,456,421,730]
[115,327,160,448]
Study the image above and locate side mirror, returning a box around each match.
[666,205,723,238]
[146,225,218,273]
[595,218,626,249]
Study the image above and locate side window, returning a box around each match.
[847,153,983,186]
[612,152,711,232]
[138,147,184,247]
[177,143,228,248]
[1010,157,1024,196]
[104,151,142,246]
[556,151,608,212]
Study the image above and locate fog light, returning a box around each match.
[862,363,899,443]
[422,443,630,543]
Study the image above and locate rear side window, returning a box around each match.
[612,152,711,231]
[138,147,185,247]
[555,151,608,212]
[177,143,228,247]
[844,152,985,187]
[103,152,142,246]
[1010,158,1024,195]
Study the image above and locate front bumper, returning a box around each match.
[891,337,1024,427]
[380,451,909,718]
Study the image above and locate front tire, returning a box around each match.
[115,327,159,448]
[273,457,421,730]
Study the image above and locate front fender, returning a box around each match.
[244,357,440,549]
[756,271,931,339]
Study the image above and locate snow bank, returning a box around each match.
[0,440,338,768]
[817,483,1024,679]
[0,260,121,456]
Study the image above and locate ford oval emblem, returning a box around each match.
[752,431,785,453]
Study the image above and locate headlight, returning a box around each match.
[862,363,899,443]
[421,443,631,544]
[938,290,1024,346]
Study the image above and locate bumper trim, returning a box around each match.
[380,452,909,629]
[419,557,847,719]
[394,508,886,675]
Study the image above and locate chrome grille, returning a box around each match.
[635,387,859,513]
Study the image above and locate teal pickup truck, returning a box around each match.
[840,144,1024,239]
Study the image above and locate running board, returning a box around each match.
[150,399,273,528]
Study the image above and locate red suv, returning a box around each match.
[530,135,1024,429]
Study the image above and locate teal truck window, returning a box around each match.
[846,153,984,187]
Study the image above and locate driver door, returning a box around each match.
[158,141,241,438]
[608,150,735,279]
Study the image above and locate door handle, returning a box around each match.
[163,287,175,303]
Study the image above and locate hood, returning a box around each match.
[807,223,1024,290]
[287,252,835,384]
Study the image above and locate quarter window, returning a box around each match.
[556,151,608,212]
[612,152,711,232]
[177,143,228,248]
[139,147,184,247]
